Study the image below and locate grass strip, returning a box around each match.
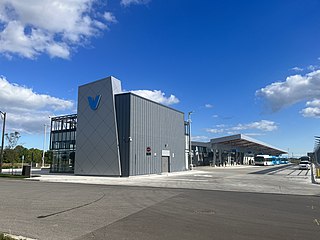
[0,174,26,179]
[0,233,17,240]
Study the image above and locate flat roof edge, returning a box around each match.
[79,76,120,88]
[116,92,184,115]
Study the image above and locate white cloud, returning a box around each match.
[130,90,179,105]
[206,120,277,135]
[291,67,303,72]
[231,120,277,132]
[301,99,320,118]
[306,99,320,107]
[227,131,238,135]
[244,133,264,136]
[121,0,150,7]
[206,128,224,134]
[0,0,115,59]
[301,107,320,118]
[205,104,213,108]
[0,76,73,111]
[0,76,74,134]
[191,135,210,142]
[256,69,320,112]
[103,12,117,23]
[308,65,319,71]
[6,112,52,135]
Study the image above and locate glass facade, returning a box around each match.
[192,145,210,166]
[50,114,77,173]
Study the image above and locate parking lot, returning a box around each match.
[0,164,319,240]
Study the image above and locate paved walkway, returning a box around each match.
[28,164,320,196]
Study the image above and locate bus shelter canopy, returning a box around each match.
[210,134,287,156]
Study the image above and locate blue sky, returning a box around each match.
[1,0,320,156]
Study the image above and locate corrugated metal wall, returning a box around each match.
[115,94,131,177]
[128,93,186,175]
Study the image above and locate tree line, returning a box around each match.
[1,131,52,168]
[2,145,52,168]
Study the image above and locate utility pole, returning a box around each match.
[0,111,6,174]
[188,111,193,169]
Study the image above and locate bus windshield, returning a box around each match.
[300,156,310,161]
[255,156,264,162]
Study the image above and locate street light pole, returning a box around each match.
[188,111,193,169]
[0,111,6,174]
[41,124,48,168]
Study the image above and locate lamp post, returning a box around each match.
[188,111,193,169]
[0,111,6,174]
[41,124,49,168]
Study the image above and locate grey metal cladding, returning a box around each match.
[75,76,122,176]
[115,93,131,177]
[129,94,186,175]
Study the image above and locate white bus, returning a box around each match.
[254,155,275,166]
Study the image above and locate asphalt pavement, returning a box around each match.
[0,164,319,240]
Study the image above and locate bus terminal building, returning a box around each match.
[49,76,187,176]
[49,76,286,176]
[191,134,287,167]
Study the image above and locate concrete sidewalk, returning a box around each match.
[29,164,258,186]
[29,169,204,185]
[26,165,320,196]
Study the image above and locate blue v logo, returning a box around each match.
[88,95,101,110]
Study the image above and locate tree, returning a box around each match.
[5,132,20,172]
[5,132,21,150]
[3,149,16,164]
[45,150,53,165]
[29,148,42,164]
[15,145,28,159]
[2,144,50,168]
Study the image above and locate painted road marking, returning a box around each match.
[193,174,213,178]
[166,178,209,182]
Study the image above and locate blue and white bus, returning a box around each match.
[273,156,281,165]
[254,155,276,166]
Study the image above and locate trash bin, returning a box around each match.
[22,165,31,178]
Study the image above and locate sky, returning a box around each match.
[1,0,320,157]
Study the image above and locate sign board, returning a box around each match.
[162,150,170,157]
[146,146,151,156]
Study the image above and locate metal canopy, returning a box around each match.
[210,134,287,156]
